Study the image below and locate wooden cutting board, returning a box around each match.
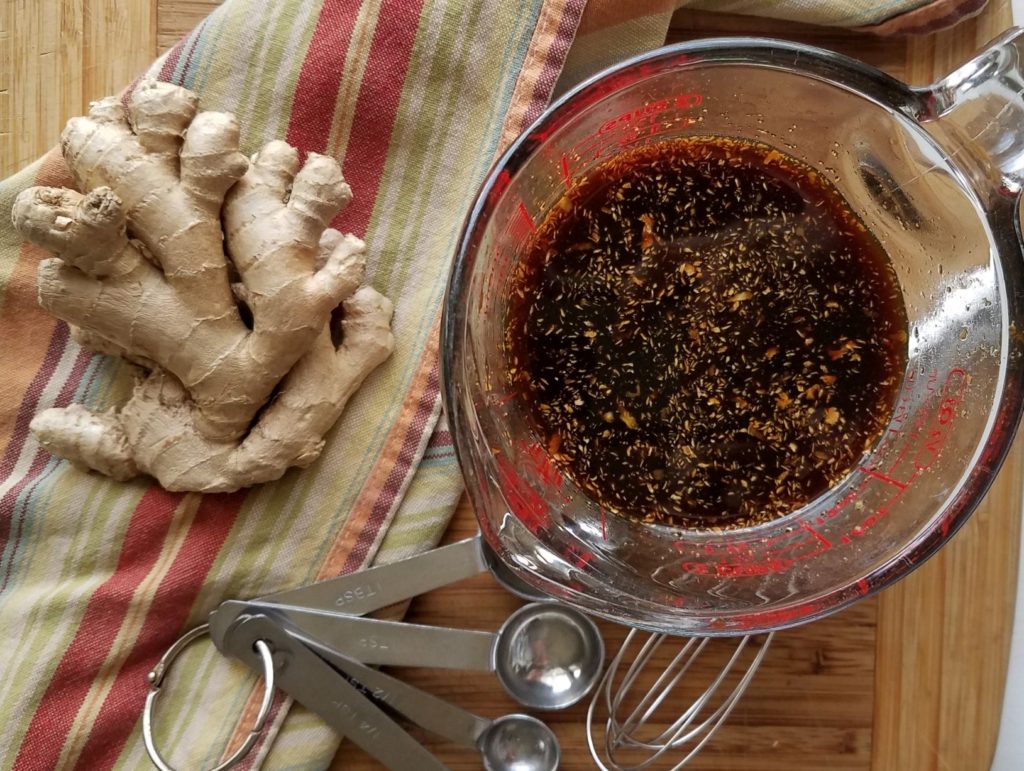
[4,1,1020,768]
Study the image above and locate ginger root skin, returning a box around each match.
[13,80,395,492]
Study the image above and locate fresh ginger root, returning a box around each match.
[11,80,395,492]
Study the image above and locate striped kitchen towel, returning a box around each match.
[0,0,987,769]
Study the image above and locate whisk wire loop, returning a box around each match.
[587,629,774,770]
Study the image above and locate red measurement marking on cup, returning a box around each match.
[559,92,703,182]
[485,200,536,300]
[593,93,700,138]
[888,369,917,428]
[521,439,565,490]
[487,169,513,209]
[516,201,536,232]
[559,155,571,189]
[495,455,550,534]
[860,467,909,490]
[831,368,966,541]
[481,245,513,315]
[734,605,809,630]
[528,125,558,144]
[677,368,969,579]
[498,200,536,242]
[564,542,596,570]
[508,439,573,508]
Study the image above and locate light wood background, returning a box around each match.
[3,1,1021,769]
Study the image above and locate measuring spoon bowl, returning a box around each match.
[479,714,560,771]
[494,602,604,710]
[318,640,560,771]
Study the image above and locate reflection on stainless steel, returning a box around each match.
[478,715,561,771]
[495,602,606,710]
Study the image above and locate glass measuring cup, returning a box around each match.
[442,30,1024,635]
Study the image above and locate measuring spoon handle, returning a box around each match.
[299,634,491,747]
[263,607,496,670]
[224,615,449,771]
[256,535,485,616]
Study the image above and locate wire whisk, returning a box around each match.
[586,629,774,770]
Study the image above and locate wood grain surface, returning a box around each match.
[4,1,1021,769]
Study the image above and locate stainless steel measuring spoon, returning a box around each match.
[221,613,448,771]
[318,643,560,771]
[149,534,585,769]
[236,535,488,619]
[237,601,604,710]
[209,534,550,652]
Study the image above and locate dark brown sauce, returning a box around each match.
[504,136,908,530]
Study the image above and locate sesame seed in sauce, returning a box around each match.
[503,136,908,530]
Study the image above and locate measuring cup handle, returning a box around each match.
[921,26,1024,194]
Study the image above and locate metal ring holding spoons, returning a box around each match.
[142,623,275,771]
